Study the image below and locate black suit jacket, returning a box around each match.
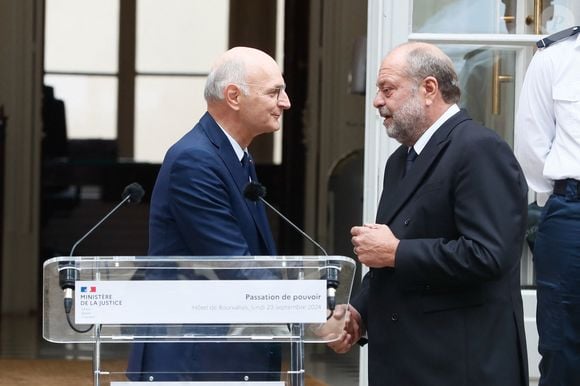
[352,110,529,386]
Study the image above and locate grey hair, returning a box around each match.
[404,46,461,104]
[204,57,249,102]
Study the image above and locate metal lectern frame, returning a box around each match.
[43,255,356,386]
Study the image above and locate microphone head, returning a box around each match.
[122,182,145,204]
[243,181,266,202]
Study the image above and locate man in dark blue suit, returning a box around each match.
[328,42,529,386]
[127,46,291,381]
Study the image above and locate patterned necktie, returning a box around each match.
[405,146,418,176]
[241,151,276,254]
[241,152,252,181]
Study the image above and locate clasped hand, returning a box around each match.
[313,304,364,354]
[351,223,399,268]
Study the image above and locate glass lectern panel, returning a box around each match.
[43,256,355,345]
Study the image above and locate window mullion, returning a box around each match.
[117,0,137,158]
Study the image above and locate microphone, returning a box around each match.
[243,181,340,312]
[61,182,145,314]
[122,182,145,204]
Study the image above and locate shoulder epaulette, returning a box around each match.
[536,26,580,48]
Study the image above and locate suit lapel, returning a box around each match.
[377,110,470,225]
[376,146,406,222]
[200,113,249,194]
[200,113,276,254]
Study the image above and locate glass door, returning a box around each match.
[411,0,579,150]
[364,0,580,284]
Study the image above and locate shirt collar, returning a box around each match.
[217,123,246,161]
[413,104,460,154]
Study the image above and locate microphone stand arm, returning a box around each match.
[258,198,327,256]
[69,195,130,257]
[258,196,338,315]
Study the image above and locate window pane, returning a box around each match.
[413,0,513,34]
[547,0,580,33]
[45,0,119,73]
[442,45,516,146]
[134,76,207,163]
[136,0,229,73]
[43,75,118,139]
[434,45,516,146]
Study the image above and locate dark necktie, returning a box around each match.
[241,151,276,254]
[241,152,253,181]
[405,146,418,176]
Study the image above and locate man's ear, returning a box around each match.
[422,76,438,106]
[224,84,242,111]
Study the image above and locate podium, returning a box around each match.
[43,255,356,385]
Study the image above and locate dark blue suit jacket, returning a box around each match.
[127,112,280,381]
[351,110,529,386]
[148,111,276,257]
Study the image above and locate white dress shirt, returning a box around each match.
[217,122,246,162]
[413,104,460,155]
[515,34,580,205]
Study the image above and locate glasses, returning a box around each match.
[236,83,286,101]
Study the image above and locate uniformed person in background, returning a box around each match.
[515,25,580,386]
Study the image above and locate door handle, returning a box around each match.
[525,0,544,34]
[492,52,513,115]
[502,15,515,24]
